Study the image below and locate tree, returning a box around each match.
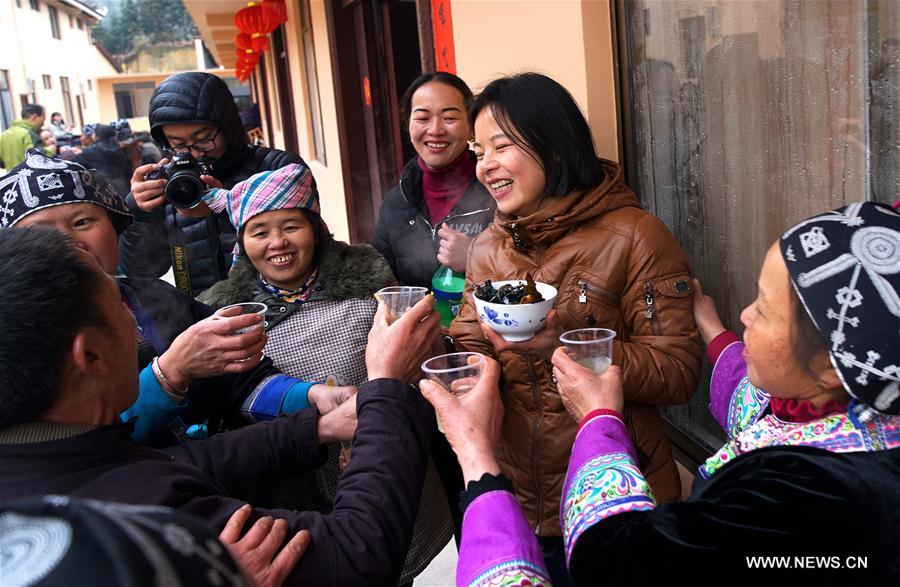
[92,0,198,56]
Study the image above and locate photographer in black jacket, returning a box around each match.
[119,72,308,295]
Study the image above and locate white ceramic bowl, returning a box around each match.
[474,280,558,342]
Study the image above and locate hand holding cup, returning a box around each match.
[551,346,624,421]
[366,294,441,383]
[419,355,503,483]
[374,286,429,323]
[159,307,268,389]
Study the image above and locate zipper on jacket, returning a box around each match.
[576,279,620,305]
[644,282,661,335]
[431,207,493,240]
[401,175,491,241]
[399,178,435,235]
[527,357,544,534]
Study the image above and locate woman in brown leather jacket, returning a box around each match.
[450,72,701,585]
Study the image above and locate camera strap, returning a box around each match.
[169,211,192,296]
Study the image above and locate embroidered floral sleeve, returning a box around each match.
[457,488,551,586]
[561,413,656,565]
[707,338,771,437]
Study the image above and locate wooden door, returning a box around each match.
[325,0,426,243]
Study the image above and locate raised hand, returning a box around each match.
[551,346,624,421]
[156,309,268,391]
[692,278,727,344]
[308,384,356,415]
[436,224,471,274]
[219,504,310,587]
[130,159,169,213]
[315,393,358,443]
[366,295,442,383]
[419,356,504,484]
[480,308,563,361]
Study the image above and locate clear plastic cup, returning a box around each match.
[375,286,429,322]
[214,302,268,334]
[558,328,616,374]
[421,352,486,432]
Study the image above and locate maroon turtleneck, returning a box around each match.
[418,152,476,224]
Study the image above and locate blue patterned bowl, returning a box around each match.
[474,280,558,342]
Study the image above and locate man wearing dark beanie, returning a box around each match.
[75,123,133,197]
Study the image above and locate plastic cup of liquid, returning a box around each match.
[375,286,429,322]
[558,328,616,374]
[421,352,485,432]
[214,302,268,334]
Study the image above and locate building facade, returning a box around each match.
[0,0,119,133]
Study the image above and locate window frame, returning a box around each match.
[59,76,74,126]
[112,81,155,119]
[0,70,14,131]
[48,4,61,39]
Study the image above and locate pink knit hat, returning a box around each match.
[201,163,319,232]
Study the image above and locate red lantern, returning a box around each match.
[235,3,279,36]
[235,47,260,65]
[263,0,287,24]
[235,32,269,53]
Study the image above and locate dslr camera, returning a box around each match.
[146,152,214,209]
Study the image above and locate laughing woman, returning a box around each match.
[198,164,453,585]
[450,72,701,584]
[372,72,494,289]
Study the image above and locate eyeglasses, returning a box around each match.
[169,127,220,154]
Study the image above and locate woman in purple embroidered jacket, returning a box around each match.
[423,201,900,585]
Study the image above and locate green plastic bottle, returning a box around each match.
[431,265,466,327]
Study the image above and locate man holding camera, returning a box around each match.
[119,72,305,295]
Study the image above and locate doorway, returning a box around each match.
[326,0,428,243]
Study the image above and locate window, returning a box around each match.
[75,93,84,128]
[225,77,251,110]
[42,75,51,90]
[48,5,60,39]
[113,82,155,119]
[619,1,899,457]
[0,70,14,131]
[68,13,73,27]
[87,79,92,91]
[301,0,326,164]
[15,0,21,8]
[77,18,83,30]
[29,0,38,11]
[59,76,73,126]
[26,79,36,104]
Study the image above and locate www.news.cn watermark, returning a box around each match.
[746,555,868,570]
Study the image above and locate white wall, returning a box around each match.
[0,0,118,130]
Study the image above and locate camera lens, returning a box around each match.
[165,171,205,208]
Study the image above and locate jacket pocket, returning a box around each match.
[640,272,693,336]
[564,268,621,328]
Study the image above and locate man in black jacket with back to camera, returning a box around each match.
[119,72,306,295]
[0,226,441,587]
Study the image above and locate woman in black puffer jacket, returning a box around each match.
[372,72,495,290]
